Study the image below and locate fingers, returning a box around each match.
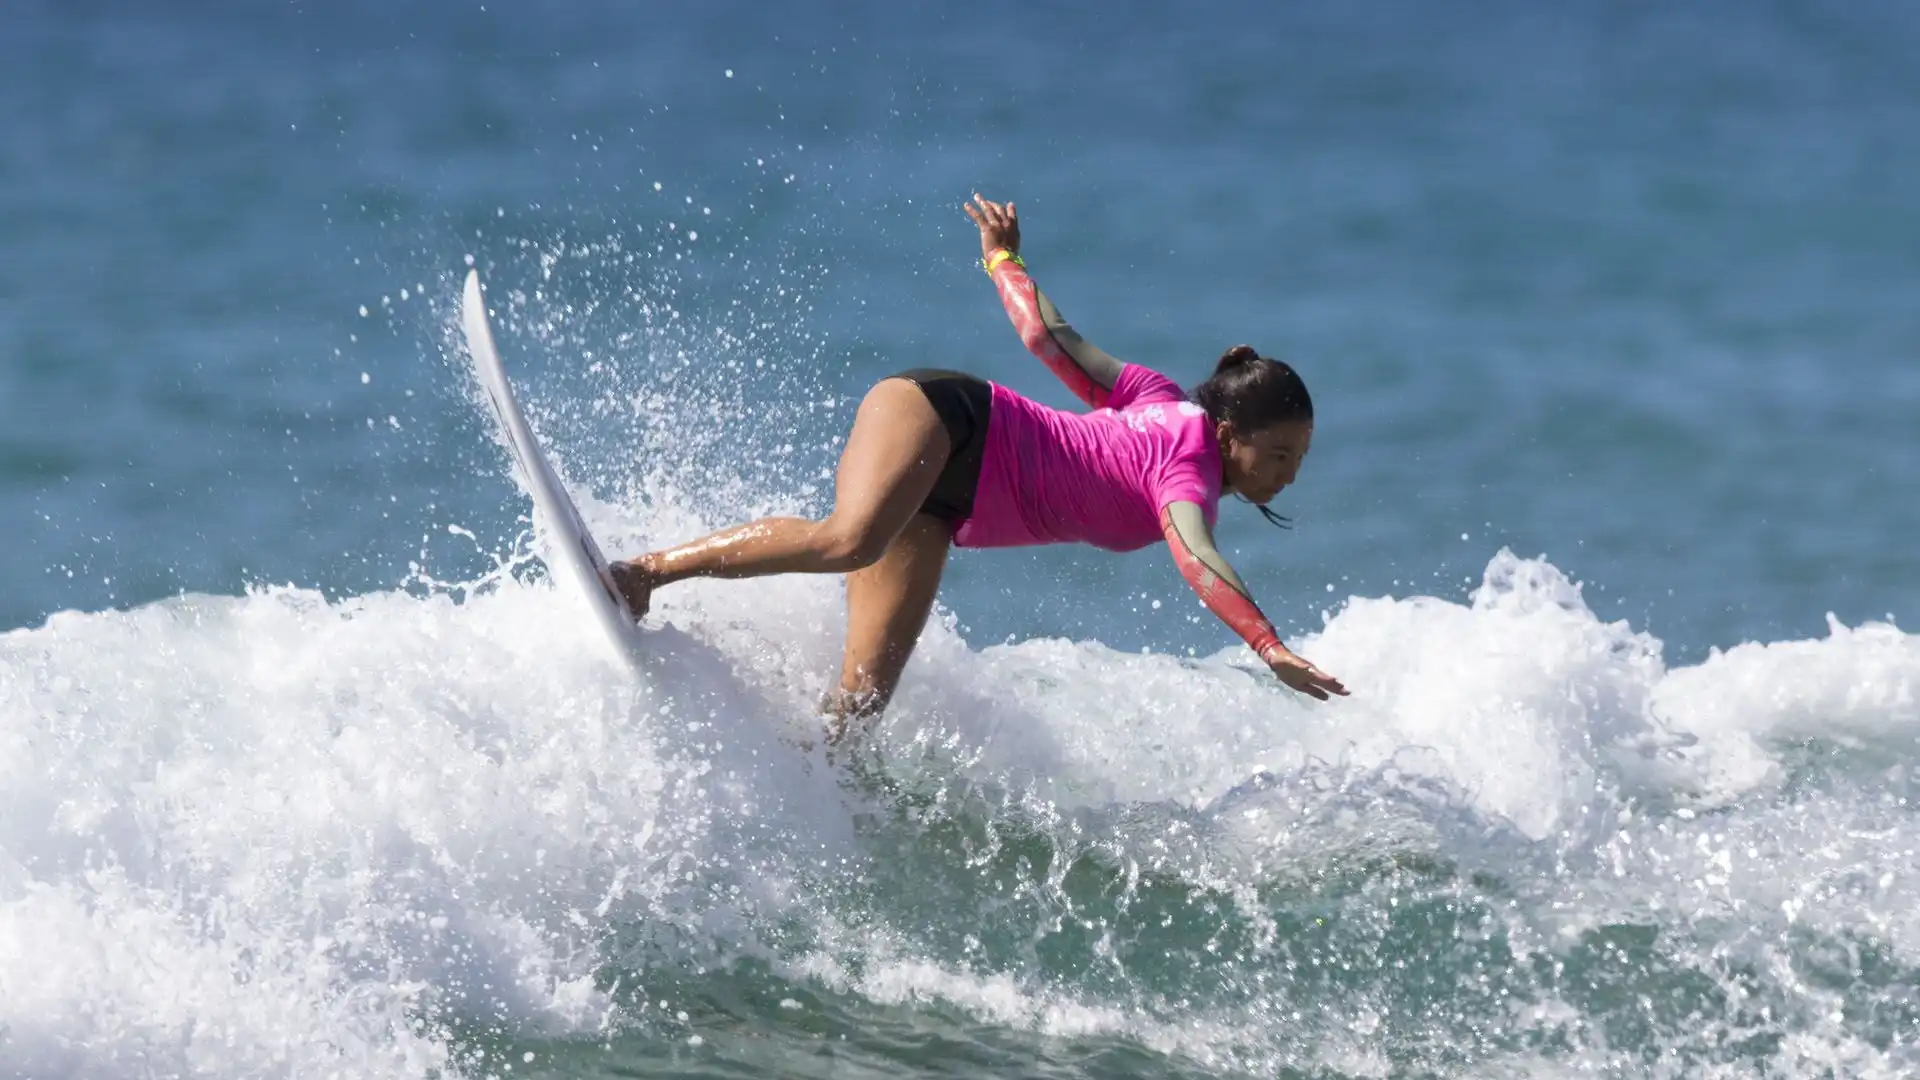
[1290,678,1330,701]
[1275,658,1350,700]
[1309,667,1351,697]
[965,195,1019,262]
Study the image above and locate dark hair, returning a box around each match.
[1190,345,1313,530]
[1189,344,1313,433]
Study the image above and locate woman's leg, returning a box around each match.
[823,511,952,739]
[612,378,950,615]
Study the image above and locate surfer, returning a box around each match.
[611,195,1345,734]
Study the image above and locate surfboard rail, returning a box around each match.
[458,268,649,670]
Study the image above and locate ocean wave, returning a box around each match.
[3,530,1915,1077]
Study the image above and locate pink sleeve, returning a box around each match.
[1159,506,1282,659]
[1107,364,1187,411]
[1152,455,1218,521]
[1149,403,1221,516]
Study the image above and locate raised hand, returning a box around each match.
[963,194,1020,263]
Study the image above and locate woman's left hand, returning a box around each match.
[964,194,1020,262]
[1263,646,1349,701]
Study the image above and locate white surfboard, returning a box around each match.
[459,268,648,671]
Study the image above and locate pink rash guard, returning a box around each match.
[952,361,1222,551]
[954,251,1291,665]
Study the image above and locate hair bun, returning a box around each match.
[1215,344,1262,375]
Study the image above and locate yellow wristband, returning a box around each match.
[983,249,1024,275]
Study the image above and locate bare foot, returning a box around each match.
[607,557,658,621]
[817,686,886,749]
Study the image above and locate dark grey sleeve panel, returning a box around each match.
[1034,285,1126,392]
[1163,501,1253,598]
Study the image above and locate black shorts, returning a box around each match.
[887,368,992,524]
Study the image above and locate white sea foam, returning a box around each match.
[3,531,1915,1077]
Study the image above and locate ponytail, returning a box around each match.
[1189,344,1313,432]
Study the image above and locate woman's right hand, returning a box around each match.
[1263,645,1349,701]
[964,194,1020,263]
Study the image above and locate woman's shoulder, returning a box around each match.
[1111,363,1190,408]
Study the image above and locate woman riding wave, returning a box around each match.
[611,195,1347,736]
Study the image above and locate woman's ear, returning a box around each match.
[1215,420,1236,452]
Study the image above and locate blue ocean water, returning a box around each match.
[4,2,1919,1077]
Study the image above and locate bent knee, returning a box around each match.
[815,517,892,571]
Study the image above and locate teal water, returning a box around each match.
[4,2,1920,1077]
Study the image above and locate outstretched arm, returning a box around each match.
[965,195,1125,409]
[1159,501,1349,701]
[989,254,1126,408]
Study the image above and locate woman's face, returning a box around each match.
[1221,419,1313,504]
